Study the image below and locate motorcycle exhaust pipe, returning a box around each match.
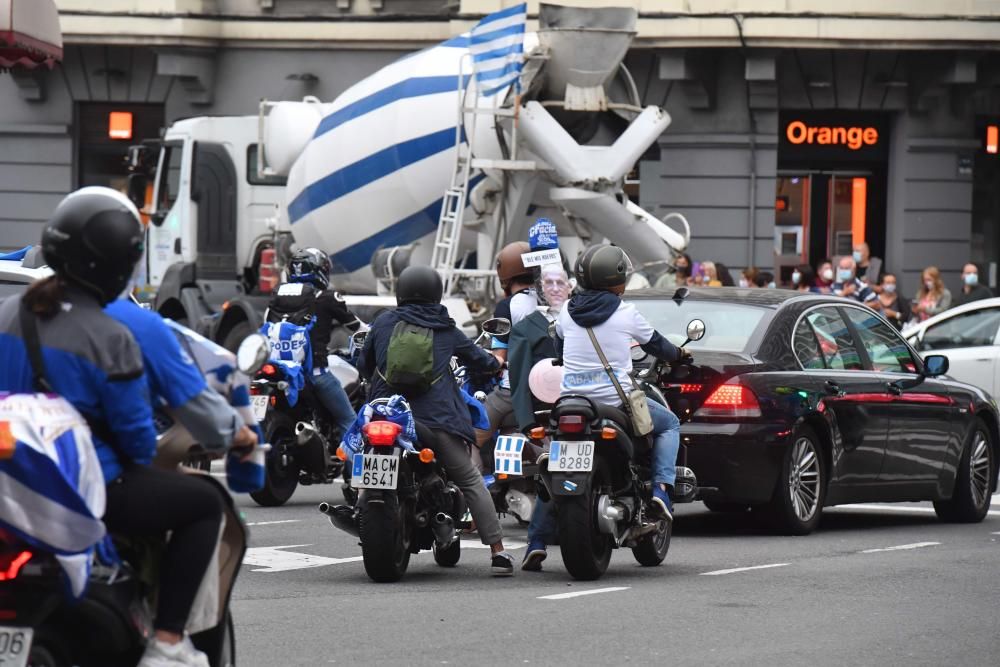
[431,512,457,547]
[318,502,360,537]
[296,421,322,446]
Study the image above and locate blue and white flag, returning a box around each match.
[0,394,107,597]
[470,3,527,97]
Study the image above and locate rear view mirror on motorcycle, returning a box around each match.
[481,317,512,338]
[685,319,706,344]
[237,333,270,375]
[351,330,368,350]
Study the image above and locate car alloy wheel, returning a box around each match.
[788,436,821,522]
[969,431,991,509]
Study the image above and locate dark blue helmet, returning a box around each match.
[288,247,332,290]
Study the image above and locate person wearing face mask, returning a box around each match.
[815,259,835,293]
[791,264,817,292]
[832,256,877,304]
[953,263,994,307]
[852,243,883,285]
[911,266,952,322]
[739,266,759,289]
[871,273,910,329]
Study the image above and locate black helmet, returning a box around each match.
[574,244,633,290]
[42,187,145,305]
[396,266,442,306]
[288,247,332,290]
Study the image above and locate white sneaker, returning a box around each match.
[138,636,211,667]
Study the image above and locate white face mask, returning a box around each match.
[791,271,802,285]
[821,268,834,282]
[883,283,896,294]
[739,279,750,288]
[925,280,935,291]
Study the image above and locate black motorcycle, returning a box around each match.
[537,318,705,580]
[247,335,366,506]
[319,397,467,583]
[2,473,245,667]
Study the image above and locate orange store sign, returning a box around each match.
[785,120,878,151]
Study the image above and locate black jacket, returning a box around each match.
[953,284,994,308]
[508,310,557,431]
[360,304,499,442]
[267,283,361,369]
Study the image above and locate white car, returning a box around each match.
[0,247,52,297]
[905,297,1000,399]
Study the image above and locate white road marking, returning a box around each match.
[860,541,940,554]
[246,519,302,527]
[538,587,630,600]
[834,504,1000,517]
[700,563,790,576]
[461,538,527,550]
[243,545,363,572]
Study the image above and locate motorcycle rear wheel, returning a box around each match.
[360,495,411,582]
[250,413,299,507]
[556,462,613,581]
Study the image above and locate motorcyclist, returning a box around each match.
[359,265,516,576]
[264,247,361,436]
[555,244,685,521]
[0,187,222,667]
[105,299,259,455]
[473,241,538,466]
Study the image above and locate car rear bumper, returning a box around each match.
[681,420,791,504]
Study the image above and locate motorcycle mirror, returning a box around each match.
[237,333,270,375]
[351,330,369,348]
[481,317,512,337]
[685,318,706,343]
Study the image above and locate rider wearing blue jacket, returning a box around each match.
[0,188,222,667]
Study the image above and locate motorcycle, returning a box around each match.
[319,396,467,583]
[247,337,366,507]
[536,318,706,581]
[3,324,270,667]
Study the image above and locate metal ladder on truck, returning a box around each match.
[431,54,541,297]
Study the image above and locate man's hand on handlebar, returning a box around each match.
[231,425,259,461]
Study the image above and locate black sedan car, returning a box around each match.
[631,287,998,535]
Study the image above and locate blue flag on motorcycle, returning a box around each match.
[0,394,106,597]
[341,395,417,458]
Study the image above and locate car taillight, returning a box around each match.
[695,382,762,418]
[0,551,32,581]
[363,421,402,446]
[558,415,586,433]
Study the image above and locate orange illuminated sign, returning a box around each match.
[987,125,998,155]
[108,111,133,140]
[786,120,878,151]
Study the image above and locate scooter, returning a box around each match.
[3,322,269,667]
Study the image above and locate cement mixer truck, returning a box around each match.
[129,3,690,350]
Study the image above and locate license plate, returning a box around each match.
[548,441,594,472]
[351,453,400,489]
[0,627,31,667]
[251,395,269,421]
[494,435,526,476]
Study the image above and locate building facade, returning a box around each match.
[1,0,998,294]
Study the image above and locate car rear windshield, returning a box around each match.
[632,298,768,352]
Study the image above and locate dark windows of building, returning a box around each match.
[76,102,164,192]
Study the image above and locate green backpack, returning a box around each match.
[379,321,441,394]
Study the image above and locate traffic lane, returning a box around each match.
[230,494,1000,664]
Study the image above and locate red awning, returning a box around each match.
[0,0,62,70]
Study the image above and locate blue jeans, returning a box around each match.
[311,369,357,435]
[648,398,681,486]
[527,497,557,546]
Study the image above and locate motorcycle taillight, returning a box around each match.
[0,551,32,581]
[363,421,402,446]
[260,364,278,378]
[558,415,586,433]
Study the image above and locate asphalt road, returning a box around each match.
[225,480,1000,667]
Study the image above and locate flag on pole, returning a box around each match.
[470,3,527,98]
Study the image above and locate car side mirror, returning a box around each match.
[673,287,689,303]
[481,317,512,337]
[237,333,270,375]
[923,354,949,378]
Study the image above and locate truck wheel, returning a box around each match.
[250,413,298,507]
[631,519,671,566]
[360,494,411,582]
[934,420,994,523]
[221,320,254,354]
[556,462,613,581]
